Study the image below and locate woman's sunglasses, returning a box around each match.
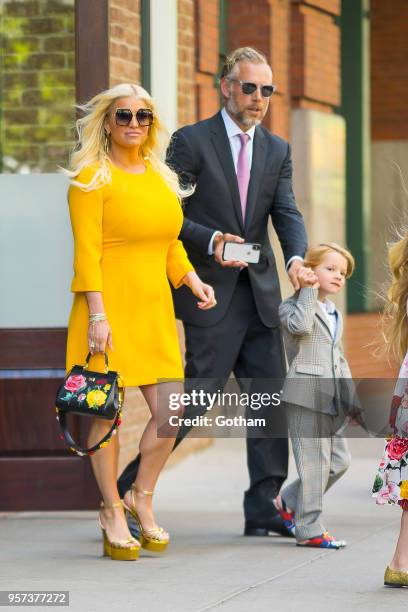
[115,108,154,127]
[228,79,276,98]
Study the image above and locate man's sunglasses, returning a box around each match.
[228,79,276,98]
[115,108,154,127]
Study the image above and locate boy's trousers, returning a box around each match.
[281,405,351,541]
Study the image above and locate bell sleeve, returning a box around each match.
[68,168,104,293]
[166,239,194,289]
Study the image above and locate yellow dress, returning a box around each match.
[66,161,194,386]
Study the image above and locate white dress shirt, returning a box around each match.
[317,299,338,339]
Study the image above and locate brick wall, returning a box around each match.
[227,0,291,140]
[0,0,75,172]
[109,0,141,86]
[226,0,341,137]
[268,0,291,140]
[195,0,220,120]
[178,0,196,126]
[371,0,408,141]
[291,0,340,113]
[227,0,271,53]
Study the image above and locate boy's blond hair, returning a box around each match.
[304,243,355,279]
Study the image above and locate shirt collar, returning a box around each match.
[318,299,336,315]
[221,107,256,141]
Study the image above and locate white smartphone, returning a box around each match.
[222,242,261,264]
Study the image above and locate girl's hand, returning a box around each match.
[88,320,113,354]
[347,408,365,427]
[183,271,216,310]
[297,267,320,289]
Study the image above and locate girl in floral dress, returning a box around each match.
[372,231,408,587]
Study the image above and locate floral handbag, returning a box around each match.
[55,353,124,456]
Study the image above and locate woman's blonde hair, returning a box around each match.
[62,83,193,198]
[381,230,408,361]
[304,242,355,279]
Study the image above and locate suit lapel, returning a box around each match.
[209,112,244,232]
[315,307,333,339]
[315,304,342,343]
[244,127,267,232]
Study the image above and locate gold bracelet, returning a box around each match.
[89,313,107,323]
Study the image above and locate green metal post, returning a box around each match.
[341,0,371,312]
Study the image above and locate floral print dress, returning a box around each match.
[373,353,408,510]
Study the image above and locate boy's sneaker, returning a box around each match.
[273,496,296,537]
[296,532,347,549]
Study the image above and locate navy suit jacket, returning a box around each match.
[167,111,308,328]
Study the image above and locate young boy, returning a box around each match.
[275,243,356,549]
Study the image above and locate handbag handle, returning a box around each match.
[57,408,122,456]
[84,351,109,373]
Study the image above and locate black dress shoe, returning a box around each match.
[126,511,141,540]
[244,514,295,538]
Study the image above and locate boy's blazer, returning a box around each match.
[279,287,355,415]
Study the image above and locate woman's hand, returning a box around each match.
[88,319,113,354]
[182,271,216,310]
[85,293,113,355]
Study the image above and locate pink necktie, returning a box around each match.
[237,132,250,222]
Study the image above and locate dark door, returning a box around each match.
[0,329,99,511]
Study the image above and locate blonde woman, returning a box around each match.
[63,83,215,560]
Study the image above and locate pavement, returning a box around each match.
[0,436,406,612]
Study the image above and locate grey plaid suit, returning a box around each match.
[278,287,352,541]
[279,287,355,415]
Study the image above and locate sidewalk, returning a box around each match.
[0,437,405,611]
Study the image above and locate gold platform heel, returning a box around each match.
[99,501,140,561]
[124,485,169,553]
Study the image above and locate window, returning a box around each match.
[0,0,76,173]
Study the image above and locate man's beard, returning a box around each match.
[225,97,265,128]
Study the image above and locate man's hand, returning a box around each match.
[287,259,303,290]
[287,259,318,291]
[296,266,320,290]
[213,233,248,268]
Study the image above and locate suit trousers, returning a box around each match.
[281,405,351,541]
[117,269,288,522]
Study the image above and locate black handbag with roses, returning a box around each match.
[55,353,124,456]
